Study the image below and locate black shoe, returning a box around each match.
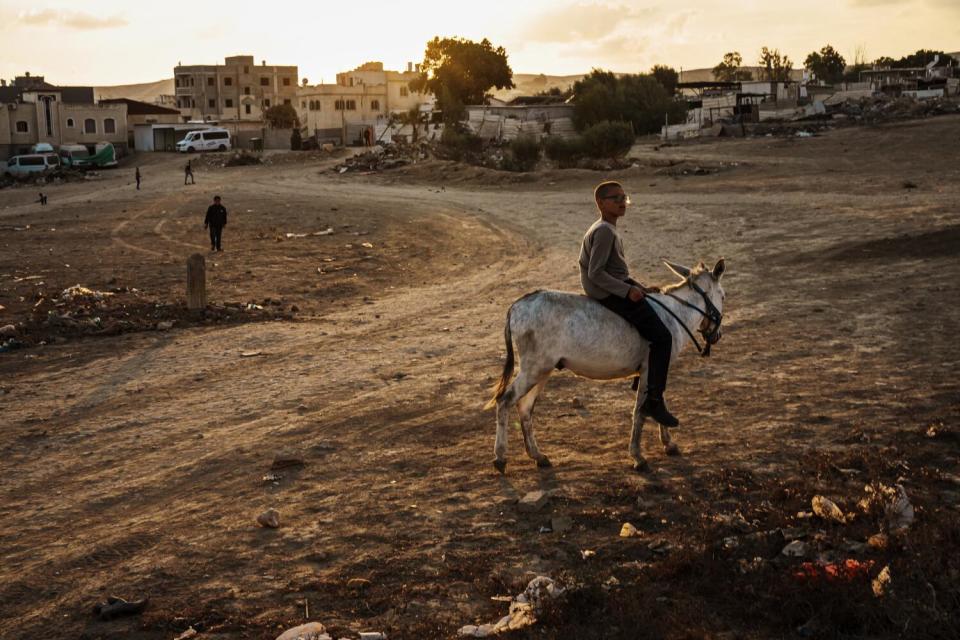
[641,396,680,427]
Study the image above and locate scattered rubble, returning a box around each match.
[458,576,564,637]
[811,495,848,523]
[517,490,550,513]
[92,595,149,620]
[256,508,280,528]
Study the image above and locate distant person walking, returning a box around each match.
[184,160,195,185]
[37,192,47,205]
[135,167,141,190]
[204,195,227,252]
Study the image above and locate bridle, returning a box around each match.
[646,278,723,357]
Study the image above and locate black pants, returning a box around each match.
[600,295,672,396]
[185,172,194,185]
[209,225,223,251]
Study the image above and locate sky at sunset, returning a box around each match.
[1,0,958,86]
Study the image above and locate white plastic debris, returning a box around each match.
[781,540,809,557]
[275,622,330,640]
[59,285,114,302]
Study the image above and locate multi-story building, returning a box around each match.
[0,73,128,160]
[173,55,298,126]
[297,62,432,145]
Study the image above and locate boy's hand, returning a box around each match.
[628,286,645,302]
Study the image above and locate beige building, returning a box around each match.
[297,62,431,145]
[0,74,127,160]
[99,98,181,150]
[174,55,298,126]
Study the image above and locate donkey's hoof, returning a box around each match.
[632,459,650,473]
[493,459,507,475]
[536,457,552,469]
[664,443,681,456]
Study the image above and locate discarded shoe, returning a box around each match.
[93,596,149,620]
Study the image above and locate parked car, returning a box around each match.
[58,142,118,168]
[5,153,60,177]
[31,142,55,154]
[176,128,231,153]
[58,144,91,167]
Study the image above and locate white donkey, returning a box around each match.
[486,259,725,473]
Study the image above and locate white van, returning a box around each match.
[176,128,232,153]
[5,153,60,177]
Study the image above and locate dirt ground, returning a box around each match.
[1,117,959,640]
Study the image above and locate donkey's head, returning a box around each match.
[664,258,726,347]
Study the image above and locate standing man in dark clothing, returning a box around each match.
[184,160,195,185]
[135,167,141,190]
[37,192,48,205]
[204,195,227,251]
[578,180,679,428]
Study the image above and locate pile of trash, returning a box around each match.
[834,95,960,124]
[224,150,263,167]
[0,167,89,190]
[333,141,431,174]
[458,576,564,637]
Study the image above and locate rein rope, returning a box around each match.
[645,280,723,358]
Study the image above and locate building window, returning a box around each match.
[283,77,291,86]
[245,104,251,114]
[347,99,356,110]
[104,118,116,134]
[284,98,291,106]
[335,99,343,110]
[400,87,409,97]
[301,100,307,109]
[84,118,96,134]
[371,100,380,110]
[175,78,180,88]
[244,87,250,95]
[190,77,195,86]
[243,66,249,74]
[209,99,216,108]
[260,77,269,86]
[66,118,75,127]
[225,99,234,108]
[15,121,28,133]
[207,77,214,86]
[224,77,233,86]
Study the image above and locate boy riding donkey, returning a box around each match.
[579,181,678,428]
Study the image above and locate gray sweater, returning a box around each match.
[578,219,632,300]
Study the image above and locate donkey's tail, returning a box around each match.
[484,305,515,410]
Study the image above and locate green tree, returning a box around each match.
[264,104,298,129]
[409,36,514,123]
[572,69,685,135]
[758,47,793,81]
[650,64,679,95]
[713,51,753,82]
[804,45,846,84]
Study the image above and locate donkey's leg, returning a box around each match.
[493,368,543,474]
[630,371,650,472]
[659,424,681,456]
[517,375,552,468]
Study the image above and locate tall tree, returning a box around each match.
[758,47,793,82]
[650,64,679,95]
[409,37,514,123]
[264,104,298,129]
[712,52,752,82]
[572,69,686,135]
[804,45,846,84]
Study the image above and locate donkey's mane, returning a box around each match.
[660,263,711,294]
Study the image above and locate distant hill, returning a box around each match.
[95,78,173,104]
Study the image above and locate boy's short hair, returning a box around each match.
[594,181,623,201]
[213,195,221,201]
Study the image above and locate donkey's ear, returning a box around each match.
[713,258,726,279]
[663,259,691,278]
